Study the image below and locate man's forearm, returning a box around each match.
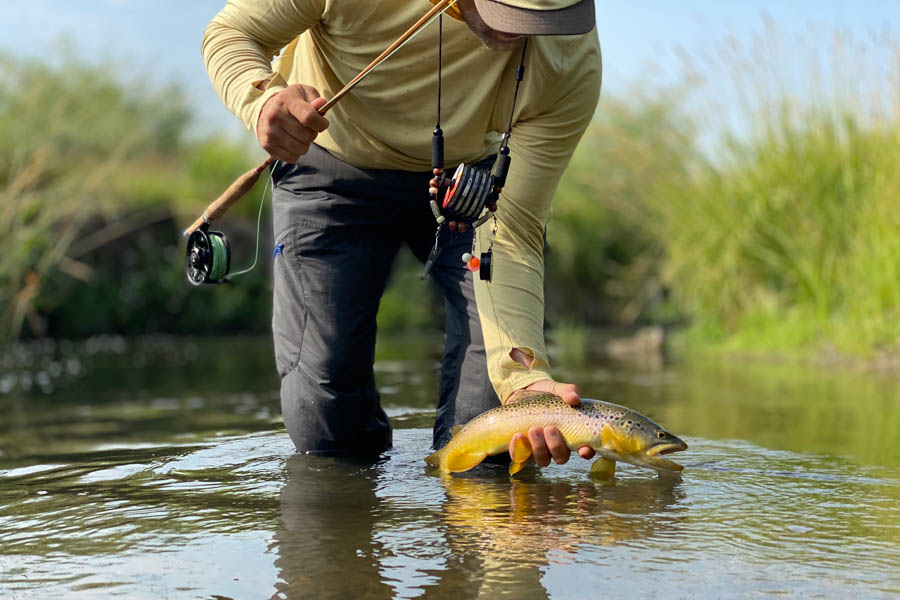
[202,0,323,133]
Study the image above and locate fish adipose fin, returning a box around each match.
[590,457,616,482]
[508,435,533,476]
[446,451,488,473]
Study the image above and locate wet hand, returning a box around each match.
[256,84,330,163]
[521,378,581,407]
[507,379,596,465]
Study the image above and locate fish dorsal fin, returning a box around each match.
[506,389,561,404]
[449,424,463,438]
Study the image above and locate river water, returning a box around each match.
[1,335,898,599]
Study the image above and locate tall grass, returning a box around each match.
[551,25,900,361]
[657,26,900,358]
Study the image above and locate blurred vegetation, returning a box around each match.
[0,51,275,341]
[2,27,898,366]
[547,27,900,364]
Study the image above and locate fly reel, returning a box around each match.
[185,224,232,285]
[441,162,498,223]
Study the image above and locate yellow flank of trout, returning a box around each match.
[424,392,688,479]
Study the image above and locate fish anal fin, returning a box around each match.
[424,449,442,468]
[590,457,616,482]
[445,451,488,473]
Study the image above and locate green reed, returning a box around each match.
[658,27,900,359]
[551,25,900,362]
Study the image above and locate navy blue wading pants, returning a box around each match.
[271,144,500,454]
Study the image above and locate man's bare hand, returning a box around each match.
[257,84,330,163]
[507,378,596,466]
[520,378,581,407]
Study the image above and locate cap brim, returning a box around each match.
[473,0,595,36]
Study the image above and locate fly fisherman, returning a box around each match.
[202,0,601,466]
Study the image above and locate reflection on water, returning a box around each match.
[1,336,899,599]
[428,471,685,598]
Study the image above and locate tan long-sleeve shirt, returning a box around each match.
[202,0,601,402]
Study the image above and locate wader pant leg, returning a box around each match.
[272,145,499,454]
[271,146,400,454]
[405,156,502,450]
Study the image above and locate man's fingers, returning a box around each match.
[553,382,581,406]
[296,84,323,103]
[256,85,328,161]
[524,379,581,406]
[528,427,551,467]
[543,426,570,464]
[286,94,329,133]
[578,446,595,460]
[275,113,317,146]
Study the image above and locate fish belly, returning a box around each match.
[435,413,593,473]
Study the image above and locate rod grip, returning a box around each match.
[183,158,273,236]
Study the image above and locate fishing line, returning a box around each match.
[228,165,274,278]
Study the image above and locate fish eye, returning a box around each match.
[656,430,667,439]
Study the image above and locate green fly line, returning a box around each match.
[208,233,229,280]
[229,162,275,279]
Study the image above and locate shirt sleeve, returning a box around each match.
[201,0,326,135]
[473,43,602,403]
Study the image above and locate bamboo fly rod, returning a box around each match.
[184,0,458,237]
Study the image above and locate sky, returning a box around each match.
[2,1,898,143]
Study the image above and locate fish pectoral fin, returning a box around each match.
[510,435,532,464]
[508,436,533,477]
[508,460,528,476]
[589,457,616,481]
[445,451,488,473]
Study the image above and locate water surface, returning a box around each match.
[1,336,898,599]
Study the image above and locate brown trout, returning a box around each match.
[425,391,688,479]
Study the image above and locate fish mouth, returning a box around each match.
[642,440,688,471]
[647,441,688,457]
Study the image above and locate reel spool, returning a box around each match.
[442,163,496,223]
[185,224,231,285]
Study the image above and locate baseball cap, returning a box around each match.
[473,0,596,36]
